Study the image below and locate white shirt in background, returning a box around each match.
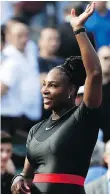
[1,45,41,120]
[107,170,110,194]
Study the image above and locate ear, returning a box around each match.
[69,85,76,97]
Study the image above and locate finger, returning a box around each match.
[85,4,91,13]
[86,2,95,15]
[71,9,76,17]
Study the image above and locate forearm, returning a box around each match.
[22,157,34,179]
[74,27,102,76]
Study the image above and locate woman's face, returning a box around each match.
[41,68,72,110]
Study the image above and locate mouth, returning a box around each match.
[43,97,52,104]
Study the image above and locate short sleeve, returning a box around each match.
[26,125,37,148]
[26,121,45,148]
[74,101,100,126]
[0,58,19,87]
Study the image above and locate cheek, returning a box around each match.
[52,89,68,102]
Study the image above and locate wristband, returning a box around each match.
[74,27,86,35]
[11,173,25,185]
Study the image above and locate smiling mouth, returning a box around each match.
[43,98,52,104]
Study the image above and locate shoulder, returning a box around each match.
[85,174,107,193]
[29,120,47,134]
[1,56,19,70]
[74,101,99,119]
[4,172,14,182]
[26,119,48,146]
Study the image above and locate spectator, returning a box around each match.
[1,25,6,62]
[1,25,6,52]
[85,1,110,49]
[85,141,107,184]
[98,46,110,85]
[85,140,110,194]
[0,131,14,194]
[75,85,84,106]
[38,27,64,84]
[0,22,41,134]
[56,2,96,58]
[98,46,110,142]
[3,16,39,69]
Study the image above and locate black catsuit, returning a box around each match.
[26,102,99,194]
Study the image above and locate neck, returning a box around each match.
[0,168,6,175]
[52,102,75,120]
[40,50,55,59]
[98,8,107,16]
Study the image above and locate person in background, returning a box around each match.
[75,85,84,106]
[0,22,41,134]
[56,2,96,59]
[98,46,110,85]
[85,1,110,49]
[97,46,110,142]
[0,131,15,194]
[3,16,39,70]
[85,141,107,184]
[38,27,64,84]
[85,140,110,194]
[1,25,6,52]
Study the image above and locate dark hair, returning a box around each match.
[56,56,86,87]
[0,131,12,144]
[64,2,84,16]
[1,25,6,44]
[9,16,28,25]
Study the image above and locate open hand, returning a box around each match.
[70,2,95,30]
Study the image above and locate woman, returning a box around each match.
[11,3,102,194]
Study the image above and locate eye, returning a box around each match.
[42,82,46,87]
[50,84,57,88]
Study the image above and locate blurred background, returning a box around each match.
[0,1,110,193]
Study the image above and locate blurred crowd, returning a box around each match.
[0,1,110,194]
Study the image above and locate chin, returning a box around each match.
[44,104,53,110]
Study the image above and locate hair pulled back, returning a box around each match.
[57,56,86,87]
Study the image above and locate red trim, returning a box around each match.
[33,173,85,186]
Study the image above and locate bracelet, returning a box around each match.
[11,173,25,185]
[74,27,86,35]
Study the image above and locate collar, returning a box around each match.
[3,45,26,58]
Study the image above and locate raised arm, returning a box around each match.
[71,3,102,108]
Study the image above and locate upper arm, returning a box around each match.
[83,72,102,109]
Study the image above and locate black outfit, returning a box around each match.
[1,172,13,194]
[38,56,64,73]
[56,22,96,59]
[99,82,110,141]
[26,102,99,194]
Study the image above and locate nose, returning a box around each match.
[41,85,50,95]
[1,151,8,160]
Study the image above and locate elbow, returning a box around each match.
[92,70,102,79]
[89,67,102,80]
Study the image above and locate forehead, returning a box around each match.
[10,23,29,35]
[45,68,68,83]
[98,47,110,57]
[41,28,59,39]
[1,143,12,148]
